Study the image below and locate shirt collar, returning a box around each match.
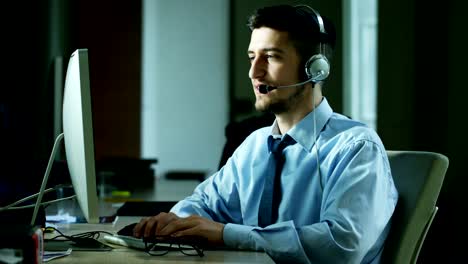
[269,97,333,153]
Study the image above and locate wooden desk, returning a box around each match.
[46,217,274,264]
[48,249,274,264]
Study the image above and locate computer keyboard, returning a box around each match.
[103,234,148,250]
[105,221,209,251]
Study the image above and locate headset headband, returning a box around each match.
[294,5,329,44]
[295,5,326,34]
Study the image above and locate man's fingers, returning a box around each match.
[133,213,181,238]
[135,214,224,246]
[159,216,197,236]
[138,215,225,246]
[133,214,163,238]
[143,216,161,238]
[133,217,150,238]
[155,212,179,235]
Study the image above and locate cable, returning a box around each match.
[44,226,113,243]
[312,90,323,190]
[5,195,77,210]
[0,184,75,212]
[0,187,55,211]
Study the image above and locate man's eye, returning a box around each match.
[266,54,279,60]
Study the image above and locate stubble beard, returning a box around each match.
[255,85,306,114]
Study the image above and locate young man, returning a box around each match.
[134,5,398,263]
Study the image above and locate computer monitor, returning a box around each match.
[0,49,99,226]
[61,49,99,224]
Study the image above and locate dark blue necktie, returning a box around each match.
[258,134,296,227]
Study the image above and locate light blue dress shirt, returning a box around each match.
[171,98,398,264]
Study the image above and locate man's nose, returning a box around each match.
[249,57,266,80]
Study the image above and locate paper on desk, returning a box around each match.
[43,248,72,262]
[46,213,77,223]
[0,248,23,264]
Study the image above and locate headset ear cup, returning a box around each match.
[305,54,330,82]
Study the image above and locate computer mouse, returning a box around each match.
[117,222,138,236]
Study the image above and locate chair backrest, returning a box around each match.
[382,151,449,264]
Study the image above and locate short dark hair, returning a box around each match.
[247,4,336,80]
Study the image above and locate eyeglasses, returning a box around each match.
[143,236,205,257]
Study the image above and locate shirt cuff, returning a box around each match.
[223,223,255,249]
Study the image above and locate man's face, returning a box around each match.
[248,27,304,113]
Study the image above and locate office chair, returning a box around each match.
[382,151,449,264]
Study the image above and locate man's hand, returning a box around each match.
[133,212,180,239]
[133,213,225,246]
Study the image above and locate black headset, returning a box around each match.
[295,5,330,83]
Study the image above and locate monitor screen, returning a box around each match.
[62,49,99,224]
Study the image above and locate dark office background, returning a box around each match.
[0,0,465,261]
[378,0,467,260]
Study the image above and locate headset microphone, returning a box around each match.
[258,71,325,94]
[258,85,274,94]
[258,81,304,94]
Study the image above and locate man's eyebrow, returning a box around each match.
[247,48,285,54]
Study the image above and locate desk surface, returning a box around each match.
[46,217,274,264]
[49,249,273,264]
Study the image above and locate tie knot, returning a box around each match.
[269,134,296,155]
